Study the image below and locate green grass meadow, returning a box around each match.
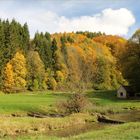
[0,90,139,114]
[87,90,140,113]
[0,90,139,140]
[0,91,68,114]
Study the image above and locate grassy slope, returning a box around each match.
[71,122,140,140]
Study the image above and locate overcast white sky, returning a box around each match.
[0,0,139,38]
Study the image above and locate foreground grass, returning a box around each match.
[0,113,96,138]
[72,122,140,140]
[4,122,140,140]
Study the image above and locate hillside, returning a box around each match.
[0,19,140,93]
[0,19,127,93]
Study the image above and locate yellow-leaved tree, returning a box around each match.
[3,62,14,93]
[11,52,27,91]
[3,52,27,92]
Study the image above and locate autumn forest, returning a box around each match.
[0,19,140,93]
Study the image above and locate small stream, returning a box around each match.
[46,110,140,137]
[108,110,140,122]
[47,122,110,137]
[2,110,140,138]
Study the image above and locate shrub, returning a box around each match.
[57,93,92,114]
[42,80,47,90]
[33,79,39,90]
[47,77,57,90]
[55,70,64,82]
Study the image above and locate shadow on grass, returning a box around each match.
[86,90,118,101]
[86,90,140,103]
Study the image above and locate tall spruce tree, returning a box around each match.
[51,38,58,70]
[33,32,52,69]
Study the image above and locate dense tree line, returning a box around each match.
[121,29,140,92]
[76,31,105,39]
[0,19,139,93]
[0,19,29,89]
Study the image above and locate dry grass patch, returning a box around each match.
[0,113,97,138]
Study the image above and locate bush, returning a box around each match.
[47,77,57,90]
[42,80,47,90]
[55,70,64,83]
[57,93,92,114]
[33,79,39,90]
